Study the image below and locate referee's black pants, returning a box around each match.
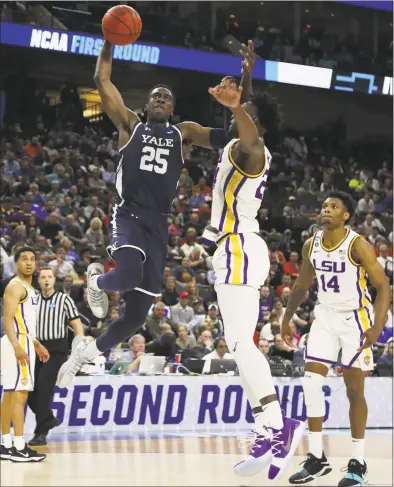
[27,352,67,435]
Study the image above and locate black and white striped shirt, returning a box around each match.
[36,291,79,341]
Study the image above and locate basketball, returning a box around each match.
[102,5,142,46]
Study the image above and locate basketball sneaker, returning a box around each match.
[267,416,306,480]
[10,446,46,462]
[87,263,108,318]
[289,452,332,484]
[338,459,367,486]
[57,336,89,388]
[234,431,272,477]
[0,445,14,460]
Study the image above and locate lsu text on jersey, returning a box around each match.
[306,229,374,371]
[1,278,38,391]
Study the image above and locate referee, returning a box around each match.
[27,266,83,446]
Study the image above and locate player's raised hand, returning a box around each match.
[208,78,242,108]
[240,40,255,74]
[13,344,29,367]
[357,327,380,352]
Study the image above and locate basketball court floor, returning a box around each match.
[1,430,392,486]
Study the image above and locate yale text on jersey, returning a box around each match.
[141,135,174,147]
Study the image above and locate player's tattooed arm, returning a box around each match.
[3,281,30,365]
[353,237,390,349]
[94,40,140,133]
[281,238,316,347]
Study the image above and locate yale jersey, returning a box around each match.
[210,139,272,240]
[309,229,371,312]
[116,122,184,213]
[11,277,38,338]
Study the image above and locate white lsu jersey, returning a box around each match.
[309,229,371,312]
[209,138,272,242]
[11,277,38,339]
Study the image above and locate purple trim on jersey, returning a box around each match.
[21,303,29,334]
[365,306,374,327]
[232,177,247,233]
[305,342,337,365]
[356,267,363,309]
[218,167,236,231]
[240,234,249,284]
[344,310,364,368]
[14,317,20,335]
[27,338,33,385]
[200,237,216,247]
[225,238,232,284]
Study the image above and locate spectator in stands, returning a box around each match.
[88,168,107,191]
[180,228,209,259]
[203,337,232,361]
[258,286,274,323]
[268,260,283,287]
[257,338,270,357]
[173,257,195,284]
[175,324,197,350]
[168,215,183,237]
[189,186,206,208]
[41,212,62,244]
[271,333,295,361]
[125,335,146,373]
[171,291,195,325]
[84,195,105,220]
[3,151,21,182]
[85,217,105,248]
[356,193,374,216]
[378,244,393,274]
[64,214,87,247]
[144,301,173,340]
[162,276,179,306]
[260,312,281,342]
[46,180,64,206]
[377,337,393,367]
[283,252,302,278]
[277,274,293,297]
[193,177,212,197]
[363,213,385,236]
[206,304,223,337]
[49,248,75,280]
[268,240,286,266]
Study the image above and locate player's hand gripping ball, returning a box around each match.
[102,5,142,46]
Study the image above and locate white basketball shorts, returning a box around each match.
[212,233,270,290]
[305,304,374,371]
[0,334,36,391]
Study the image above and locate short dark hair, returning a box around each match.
[325,191,355,218]
[15,246,35,262]
[148,84,176,106]
[214,337,227,350]
[39,266,55,276]
[250,91,281,133]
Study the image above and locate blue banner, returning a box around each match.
[0,22,392,96]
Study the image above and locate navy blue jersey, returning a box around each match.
[116,122,184,214]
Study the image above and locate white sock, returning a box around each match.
[308,431,323,459]
[256,401,284,431]
[351,438,365,464]
[14,436,25,451]
[81,340,101,361]
[1,434,12,449]
[217,284,282,431]
[90,275,100,291]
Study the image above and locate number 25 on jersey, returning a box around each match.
[140,146,168,174]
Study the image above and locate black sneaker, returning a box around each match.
[338,459,367,486]
[28,434,47,447]
[289,453,332,484]
[0,445,14,460]
[10,445,46,463]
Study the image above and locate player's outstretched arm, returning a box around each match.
[94,40,140,131]
[177,122,229,150]
[353,237,390,350]
[3,281,29,365]
[239,40,255,102]
[281,238,316,346]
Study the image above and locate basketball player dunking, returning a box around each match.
[200,79,305,480]
[1,247,49,462]
[281,192,390,486]
[57,41,255,386]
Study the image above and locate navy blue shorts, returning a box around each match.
[107,203,168,296]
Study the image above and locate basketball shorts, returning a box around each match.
[212,233,270,290]
[0,334,36,391]
[305,304,374,371]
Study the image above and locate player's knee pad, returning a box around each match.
[302,371,326,418]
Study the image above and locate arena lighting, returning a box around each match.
[0,22,392,96]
